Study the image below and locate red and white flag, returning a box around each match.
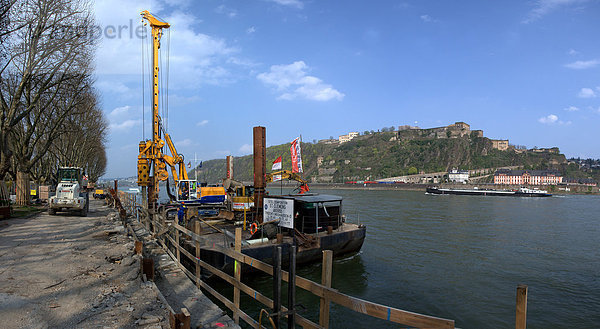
[187,161,191,168]
[290,137,303,173]
[272,156,282,170]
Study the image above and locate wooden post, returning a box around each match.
[273,246,282,329]
[175,227,180,264]
[141,258,154,281]
[173,308,191,329]
[194,220,201,288]
[516,284,528,329]
[319,250,333,328]
[134,241,143,255]
[233,227,242,324]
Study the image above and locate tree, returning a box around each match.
[363,130,370,135]
[1,0,99,204]
[408,166,418,175]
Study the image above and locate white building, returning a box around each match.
[339,132,359,143]
[448,169,469,184]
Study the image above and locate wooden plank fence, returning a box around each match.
[115,194,527,329]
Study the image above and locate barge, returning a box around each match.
[426,186,552,197]
[173,193,366,277]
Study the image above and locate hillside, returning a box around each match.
[195,132,568,184]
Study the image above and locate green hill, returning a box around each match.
[195,131,568,184]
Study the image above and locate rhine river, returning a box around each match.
[230,188,600,328]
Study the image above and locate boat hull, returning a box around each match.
[426,187,551,197]
[201,224,366,276]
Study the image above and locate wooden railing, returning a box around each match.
[122,203,454,328]
[114,194,527,329]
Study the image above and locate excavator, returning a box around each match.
[136,10,188,206]
[265,170,310,194]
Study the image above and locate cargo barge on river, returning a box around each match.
[426,186,552,197]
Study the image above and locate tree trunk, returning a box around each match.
[16,171,30,206]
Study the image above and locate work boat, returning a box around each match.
[182,193,367,277]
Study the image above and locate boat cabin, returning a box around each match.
[267,194,343,234]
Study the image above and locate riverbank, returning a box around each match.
[304,183,599,195]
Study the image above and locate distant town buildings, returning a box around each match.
[396,121,474,140]
[491,140,509,151]
[339,132,359,143]
[472,130,484,137]
[448,169,469,184]
[397,125,420,131]
[530,147,559,154]
[494,169,563,185]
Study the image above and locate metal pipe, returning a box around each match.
[226,155,233,179]
[253,126,266,223]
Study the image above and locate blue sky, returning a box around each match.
[94,0,600,177]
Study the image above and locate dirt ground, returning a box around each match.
[0,200,170,329]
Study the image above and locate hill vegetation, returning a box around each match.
[196,132,569,184]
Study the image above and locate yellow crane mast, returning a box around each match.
[137,10,188,206]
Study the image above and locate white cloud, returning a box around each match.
[215,4,237,18]
[538,114,571,125]
[238,144,252,154]
[523,0,586,23]
[578,87,596,98]
[420,14,435,22]
[227,57,260,67]
[265,0,304,9]
[257,61,344,101]
[565,59,599,69]
[567,49,579,56]
[110,119,141,131]
[94,1,241,88]
[109,105,132,118]
[246,26,256,34]
[538,114,558,124]
[196,120,209,126]
[564,106,579,112]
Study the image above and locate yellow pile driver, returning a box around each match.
[137,11,188,206]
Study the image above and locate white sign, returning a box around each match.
[264,198,294,229]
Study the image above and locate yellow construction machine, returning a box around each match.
[136,11,188,205]
[265,170,310,194]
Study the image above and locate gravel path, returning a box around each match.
[0,200,170,329]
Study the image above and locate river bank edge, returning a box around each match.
[301,183,600,195]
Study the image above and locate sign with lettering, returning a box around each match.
[264,198,294,229]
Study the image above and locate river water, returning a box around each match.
[223,188,600,328]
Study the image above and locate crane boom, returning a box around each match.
[265,170,310,194]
